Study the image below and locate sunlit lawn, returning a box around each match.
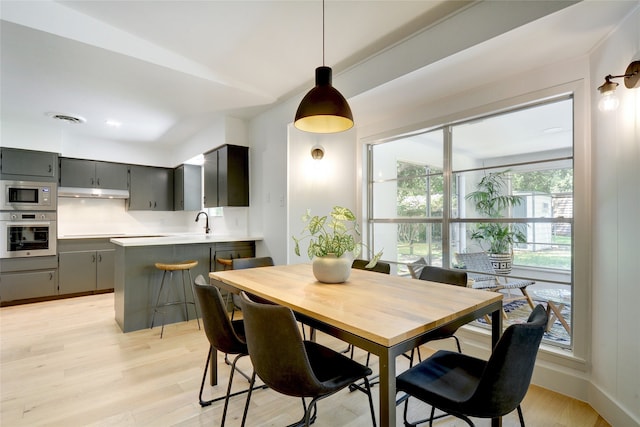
[398,240,571,270]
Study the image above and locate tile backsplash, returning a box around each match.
[57,198,248,237]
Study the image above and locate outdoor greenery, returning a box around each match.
[512,169,573,193]
[466,171,526,254]
[393,162,573,270]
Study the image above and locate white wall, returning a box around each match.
[589,7,640,426]
[287,126,358,264]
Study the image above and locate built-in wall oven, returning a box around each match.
[0,211,57,258]
[0,180,57,211]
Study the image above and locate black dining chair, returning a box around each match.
[396,304,548,427]
[192,275,265,426]
[415,265,468,353]
[226,256,275,317]
[352,258,391,274]
[231,256,274,270]
[238,292,377,427]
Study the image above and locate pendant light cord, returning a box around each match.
[322,0,325,66]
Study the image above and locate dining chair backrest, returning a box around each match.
[418,265,468,287]
[193,275,247,355]
[239,292,328,397]
[467,304,547,417]
[352,259,391,274]
[232,256,274,270]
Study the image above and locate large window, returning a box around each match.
[368,97,574,348]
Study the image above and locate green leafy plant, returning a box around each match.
[293,206,382,267]
[465,171,526,254]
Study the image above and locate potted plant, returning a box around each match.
[293,206,383,283]
[465,171,526,274]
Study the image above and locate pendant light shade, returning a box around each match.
[294,66,353,133]
[294,0,354,134]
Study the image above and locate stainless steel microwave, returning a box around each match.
[0,180,57,211]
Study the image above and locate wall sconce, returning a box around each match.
[311,144,325,160]
[597,60,640,112]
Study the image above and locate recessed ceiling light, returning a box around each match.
[105,119,122,128]
[46,112,86,124]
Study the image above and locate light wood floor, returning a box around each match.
[1,293,609,427]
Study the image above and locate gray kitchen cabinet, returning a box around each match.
[0,147,58,181]
[0,270,57,302]
[0,256,58,304]
[59,251,97,294]
[204,144,249,207]
[174,164,202,211]
[96,249,115,290]
[60,158,128,190]
[128,165,173,210]
[58,239,116,294]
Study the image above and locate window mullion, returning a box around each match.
[443,126,452,268]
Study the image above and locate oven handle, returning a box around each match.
[5,221,53,227]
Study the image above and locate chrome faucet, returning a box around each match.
[195,211,210,234]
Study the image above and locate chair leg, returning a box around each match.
[200,348,266,427]
[453,335,462,353]
[240,372,257,427]
[199,346,216,406]
[517,404,525,427]
[152,270,173,338]
[150,270,168,331]
[362,377,377,427]
[521,288,536,310]
[181,270,190,323]
[187,269,201,330]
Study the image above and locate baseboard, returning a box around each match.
[588,381,640,427]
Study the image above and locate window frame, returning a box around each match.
[363,83,590,362]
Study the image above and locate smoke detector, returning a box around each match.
[46,112,86,124]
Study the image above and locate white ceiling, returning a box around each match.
[0,0,637,155]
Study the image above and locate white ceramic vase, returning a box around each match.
[312,253,352,283]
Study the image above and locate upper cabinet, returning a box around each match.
[60,158,128,190]
[128,165,174,211]
[204,144,249,207]
[0,147,58,182]
[174,164,202,211]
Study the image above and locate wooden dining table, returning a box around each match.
[209,263,503,427]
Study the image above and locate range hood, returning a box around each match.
[58,187,129,199]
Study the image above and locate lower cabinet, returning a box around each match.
[0,269,57,302]
[0,256,58,304]
[58,239,115,295]
[58,250,115,294]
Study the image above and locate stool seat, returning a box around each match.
[216,258,233,268]
[155,260,199,271]
[151,260,200,338]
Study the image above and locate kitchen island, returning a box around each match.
[111,234,261,333]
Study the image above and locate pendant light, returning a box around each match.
[294,0,353,133]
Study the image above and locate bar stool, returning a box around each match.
[216,257,233,270]
[151,259,201,338]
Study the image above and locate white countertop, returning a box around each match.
[109,234,262,247]
[58,233,163,240]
